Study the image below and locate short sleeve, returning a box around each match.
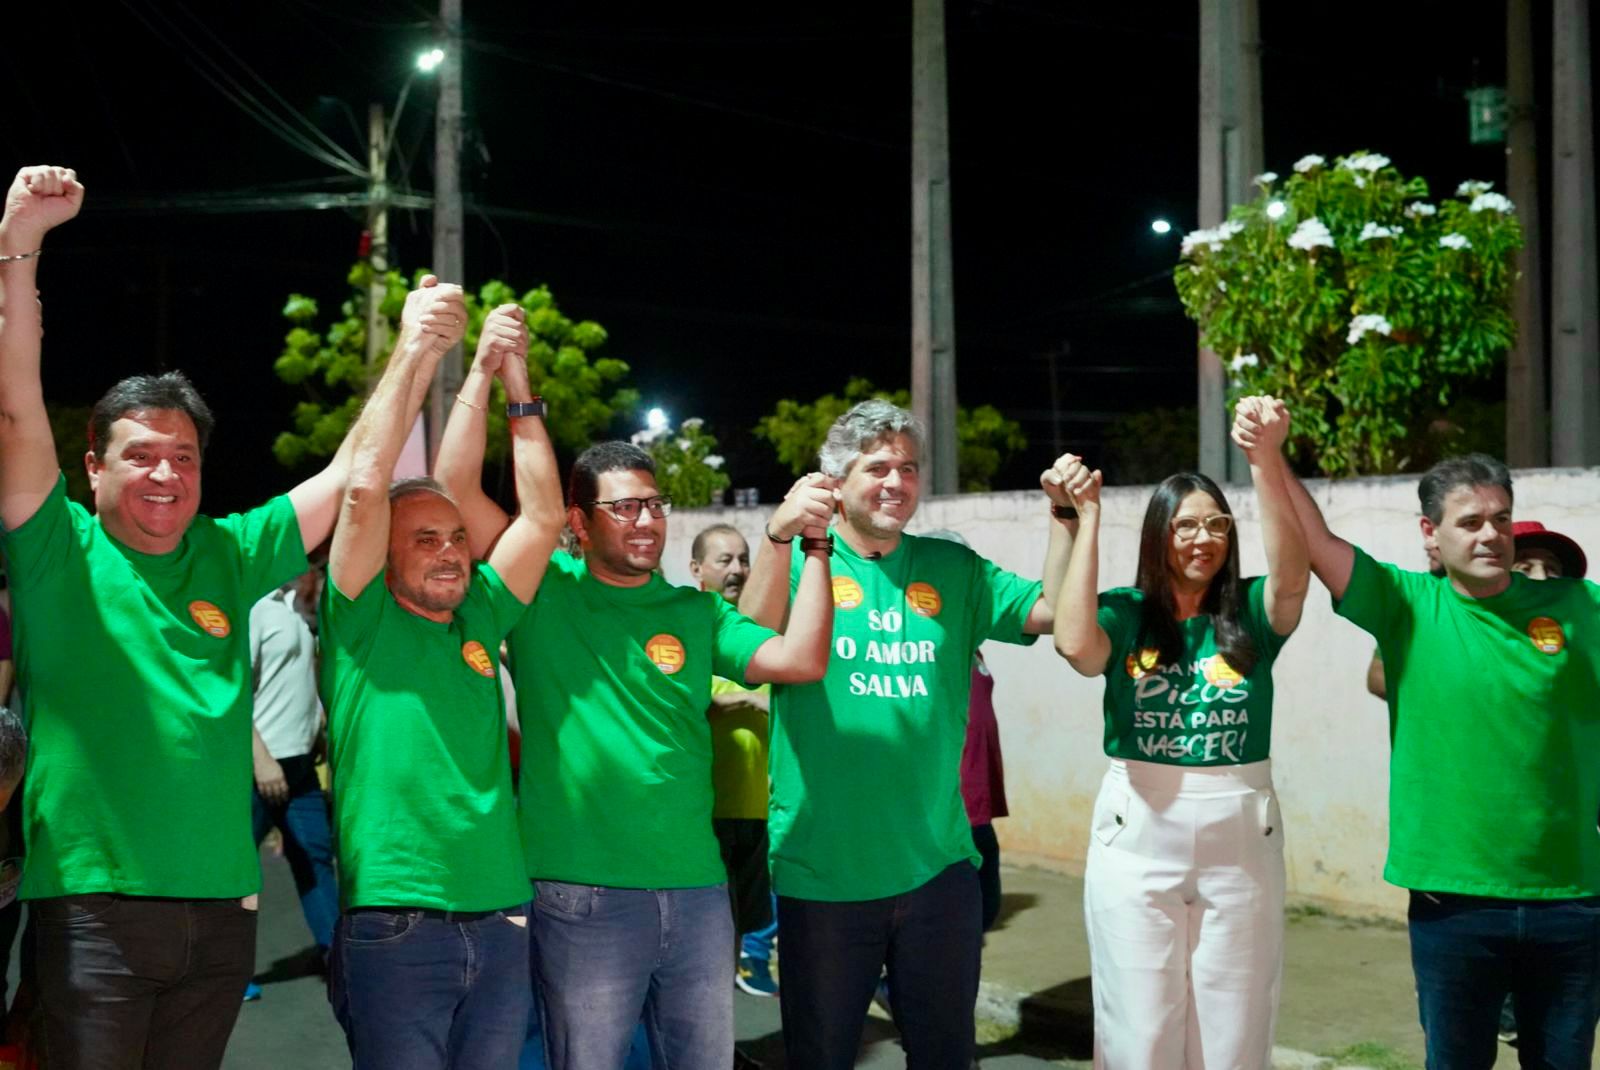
[1239,576,1290,659]
[216,495,307,603]
[0,476,78,589]
[1096,589,1141,659]
[710,596,778,684]
[1333,547,1410,647]
[470,561,532,642]
[970,556,1043,647]
[319,570,388,656]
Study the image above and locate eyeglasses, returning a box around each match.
[587,496,673,521]
[1171,514,1233,540]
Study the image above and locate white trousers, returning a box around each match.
[1084,758,1286,1070]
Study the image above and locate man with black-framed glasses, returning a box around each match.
[434,433,836,1069]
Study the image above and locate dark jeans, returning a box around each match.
[778,861,981,1070]
[1409,890,1600,1070]
[972,823,1002,933]
[330,905,532,1070]
[251,754,339,952]
[33,893,257,1070]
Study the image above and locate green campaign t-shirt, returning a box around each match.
[709,677,771,821]
[1097,577,1287,766]
[320,562,531,911]
[769,533,1041,902]
[508,553,776,888]
[1336,547,1600,898]
[1,475,305,899]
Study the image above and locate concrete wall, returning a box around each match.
[662,467,1600,919]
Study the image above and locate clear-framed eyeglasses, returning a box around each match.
[588,496,673,521]
[1171,514,1233,541]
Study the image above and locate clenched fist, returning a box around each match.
[2,167,84,251]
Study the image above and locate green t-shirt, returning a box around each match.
[508,553,775,888]
[1,476,305,899]
[320,563,531,911]
[1097,577,1287,766]
[769,533,1041,902]
[709,677,771,821]
[1336,547,1600,898]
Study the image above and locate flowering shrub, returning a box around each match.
[632,416,731,507]
[1173,151,1523,475]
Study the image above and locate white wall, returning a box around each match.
[662,467,1600,918]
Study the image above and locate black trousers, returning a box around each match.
[33,893,257,1070]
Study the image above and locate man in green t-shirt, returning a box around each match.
[1283,449,1600,1069]
[0,166,466,1069]
[740,399,1075,1070]
[435,428,835,1069]
[321,301,563,1067]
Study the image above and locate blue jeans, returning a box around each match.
[778,861,982,1070]
[520,927,655,1070]
[741,894,778,961]
[252,754,339,953]
[1409,891,1600,1070]
[532,881,732,1070]
[330,905,533,1070]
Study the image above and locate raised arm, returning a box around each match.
[434,304,518,559]
[1269,433,1356,601]
[1050,454,1111,677]
[1026,459,1081,633]
[739,473,835,630]
[744,538,833,684]
[1231,396,1310,635]
[0,167,84,529]
[327,280,464,598]
[481,306,563,603]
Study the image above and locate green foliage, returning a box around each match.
[635,417,730,508]
[753,377,1026,492]
[1104,406,1198,485]
[1173,152,1523,476]
[273,264,637,469]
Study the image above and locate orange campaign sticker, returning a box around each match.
[188,601,231,638]
[645,633,686,674]
[461,641,496,678]
[1201,655,1245,688]
[831,576,864,609]
[905,582,942,617]
[1125,647,1160,679]
[1528,616,1566,655]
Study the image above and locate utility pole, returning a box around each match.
[427,0,466,466]
[1551,0,1600,465]
[1197,0,1261,482]
[1505,0,1548,466]
[365,103,390,388]
[911,0,958,495]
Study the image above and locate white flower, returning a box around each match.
[1218,220,1244,238]
[1254,171,1279,185]
[1341,152,1391,173]
[1347,314,1394,345]
[666,463,680,475]
[680,417,704,431]
[1287,217,1334,251]
[1439,233,1472,250]
[1353,176,1367,189]
[1359,222,1401,242]
[1228,352,1259,373]
[1293,154,1326,173]
[1405,202,1438,218]
[703,454,725,470]
[1470,192,1514,214]
[675,437,692,452]
[1217,280,1228,293]
[1457,179,1493,196]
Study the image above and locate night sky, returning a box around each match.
[5,0,1557,513]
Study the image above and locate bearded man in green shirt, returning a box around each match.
[1281,447,1600,1070]
[740,399,1074,1070]
[0,165,466,1069]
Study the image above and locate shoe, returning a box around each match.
[733,1050,766,1070]
[1497,1030,1518,1044]
[736,954,779,998]
[242,982,262,1002]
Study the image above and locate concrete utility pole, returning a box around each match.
[911,0,959,495]
[1197,0,1261,482]
[365,103,391,387]
[427,0,466,466]
[1505,0,1548,466]
[1551,0,1600,465]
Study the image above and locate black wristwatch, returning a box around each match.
[1051,504,1079,521]
[506,397,547,419]
[799,534,834,556]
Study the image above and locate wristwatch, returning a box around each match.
[506,397,547,419]
[800,534,834,556]
[1051,504,1079,521]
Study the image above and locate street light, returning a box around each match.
[417,48,445,74]
[646,407,670,432]
[1150,218,1173,235]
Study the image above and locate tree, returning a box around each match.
[754,378,1026,492]
[632,417,730,508]
[1173,152,1523,476]
[273,262,637,468]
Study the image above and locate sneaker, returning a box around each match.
[242,982,262,1002]
[736,954,779,998]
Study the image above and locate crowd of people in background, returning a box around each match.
[2,160,1599,1070]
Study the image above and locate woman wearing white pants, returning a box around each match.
[1046,396,1308,1069]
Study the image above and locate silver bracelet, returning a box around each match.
[0,249,42,264]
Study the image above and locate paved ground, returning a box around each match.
[222,847,1556,1069]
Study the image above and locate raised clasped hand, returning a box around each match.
[400,275,468,354]
[770,472,837,542]
[1045,453,1103,510]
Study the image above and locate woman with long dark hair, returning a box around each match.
[1050,397,1309,1069]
